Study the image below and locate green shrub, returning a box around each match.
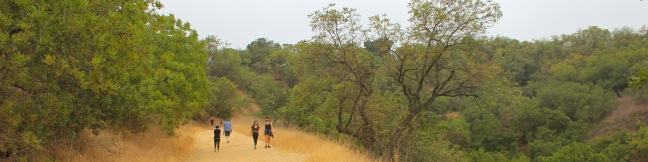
[537,142,606,162]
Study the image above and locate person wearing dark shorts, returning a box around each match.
[214,126,221,152]
[251,120,260,149]
[264,116,274,148]
[224,120,232,143]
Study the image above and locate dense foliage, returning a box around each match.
[203,24,648,162]
[217,2,647,161]
[0,0,217,159]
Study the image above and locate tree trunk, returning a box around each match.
[386,109,418,162]
[387,135,402,162]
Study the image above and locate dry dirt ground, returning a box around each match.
[185,114,374,162]
[59,104,374,162]
[185,117,306,162]
[591,96,648,137]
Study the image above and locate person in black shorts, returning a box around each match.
[251,120,260,149]
[264,116,274,148]
[214,125,221,152]
[224,120,232,143]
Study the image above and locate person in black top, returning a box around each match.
[264,116,274,148]
[251,120,260,149]
[214,125,222,152]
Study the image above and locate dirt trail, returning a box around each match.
[591,97,648,137]
[184,100,374,162]
[185,117,306,162]
[58,101,373,162]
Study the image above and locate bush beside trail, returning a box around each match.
[0,1,212,159]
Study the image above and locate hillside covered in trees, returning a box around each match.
[1,0,648,161]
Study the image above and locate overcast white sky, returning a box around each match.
[160,0,648,48]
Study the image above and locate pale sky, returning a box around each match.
[160,0,648,48]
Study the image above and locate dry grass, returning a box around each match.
[52,98,375,162]
[272,128,376,162]
[231,116,377,162]
[56,123,202,162]
[54,117,374,162]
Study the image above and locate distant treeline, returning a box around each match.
[205,2,648,161]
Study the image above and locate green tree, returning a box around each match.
[308,0,502,160]
[0,0,210,158]
[538,142,606,162]
[577,53,631,96]
[243,38,281,73]
[203,77,242,120]
[629,70,648,102]
[628,127,648,161]
[248,74,289,116]
[533,82,616,122]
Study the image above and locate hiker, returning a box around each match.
[264,116,274,148]
[214,125,222,152]
[224,120,233,143]
[251,120,260,149]
[210,119,214,126]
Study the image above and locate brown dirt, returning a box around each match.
[59,102,375,162]
[185,118,306,162]
[184,100,375,162]
[591,96,648,137]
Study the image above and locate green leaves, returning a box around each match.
[407,0,502,45]
[630,70,648,89]
[42,54,55,65]
[0,0,211,157]
[537,142,606,162]
[533,82,616,122]
[309,4,364,46]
